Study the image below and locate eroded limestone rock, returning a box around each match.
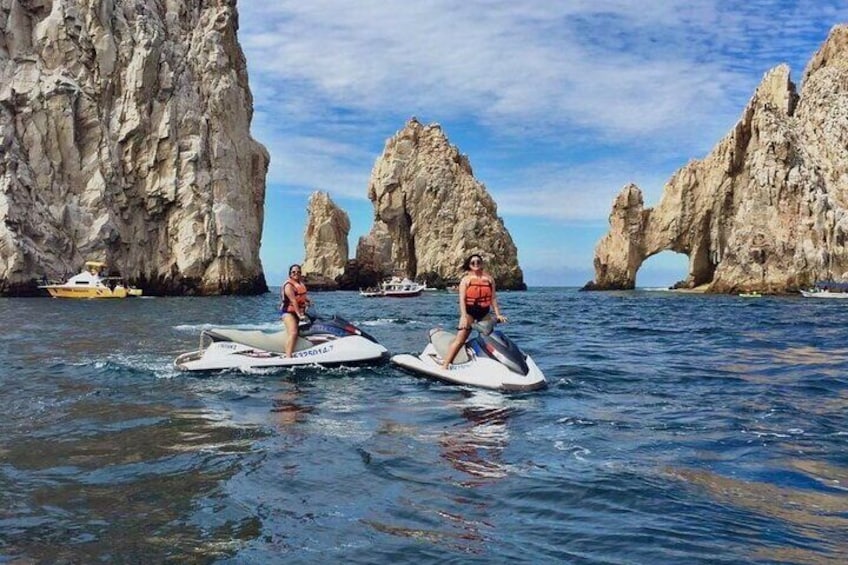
[589,25,848,293]
[302,191,349,280]
[0,0,268,295]
[358,118,525,289]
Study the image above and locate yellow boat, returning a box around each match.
[40,261,143,299]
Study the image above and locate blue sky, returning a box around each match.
[236,1,848,287]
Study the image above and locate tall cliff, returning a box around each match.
[589,25,848,293]
[302,191,349,279]
[0,0,269,296]
[358,118,525,289]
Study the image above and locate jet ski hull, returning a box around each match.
[176,335,388,371]
[175,316,388,372]
[391,345,546,392]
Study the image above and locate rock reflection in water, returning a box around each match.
[672,467,848,564]
[1,404,268,563]
[722,345,848,382]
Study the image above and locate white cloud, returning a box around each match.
[238,0,848,220]
[253,123,375,197]
[240,1,734,134]
[490,158,675,221]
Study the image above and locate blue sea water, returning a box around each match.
[1,288,847,564]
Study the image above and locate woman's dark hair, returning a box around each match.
[462,254,484,270]
[289,263,302,275]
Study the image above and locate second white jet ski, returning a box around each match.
[391,318,546,392]
[175,313,388,372]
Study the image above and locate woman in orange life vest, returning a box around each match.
[280,264,311,357]
[441,254,508,370]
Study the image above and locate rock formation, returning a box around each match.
[588,25,848,293]
[354,221,393,277]
[302,191,349,280]
[358,118,525,289]
[0,0,269,296]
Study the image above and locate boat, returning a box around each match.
[391,318,547,392]
[379,276,424,297]
[359,287,385,297]
[360,276,425,298]
[174,313,388,371]
[738,292,762,297]
[800,281,848,298]
[39,261,143,299]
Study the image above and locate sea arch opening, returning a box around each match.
[636,250,689,289]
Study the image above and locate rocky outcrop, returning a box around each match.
[302,191,349,280]
[0,0,269,296]
[358,118,525,289]
[588,25,848,293]
[354,221,393,277]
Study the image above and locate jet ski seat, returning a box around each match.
[205,328,313,354]
[428,329,471,364]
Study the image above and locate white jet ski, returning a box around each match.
[391,318,546,392]
[174,313,388,372]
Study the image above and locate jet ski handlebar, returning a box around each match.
[470,315,498,336]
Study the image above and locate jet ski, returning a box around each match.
[391,318,546,392]
[174,313,388,372]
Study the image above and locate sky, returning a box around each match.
[236,1,848,287]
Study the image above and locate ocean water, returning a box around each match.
[1,288,846,564]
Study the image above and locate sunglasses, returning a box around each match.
[290,270,301,274]
[470,259,483,266]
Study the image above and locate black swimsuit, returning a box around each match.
[466,304,490,321]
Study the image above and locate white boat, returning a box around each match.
[801,281,848,299]
[174,314,388,371]
[391,319,546,392]
[801,289,848,298]
[801,290,848,298]
[359,287,385,297]
[39,261,142,299]
[360,276,425,298]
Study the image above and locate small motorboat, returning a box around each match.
[174,313,388,372]
[391,318,546,392]
[800,281,848,298]
[39,261,143,299]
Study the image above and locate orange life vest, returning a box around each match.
[282,278,308,313]
[464,275,492,308]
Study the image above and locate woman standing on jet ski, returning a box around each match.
[441,254,508,370]
[280,264,312,357]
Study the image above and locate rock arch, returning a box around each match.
[586,26,848,294]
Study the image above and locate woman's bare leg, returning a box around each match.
[442,320,472,369]
[283,314,299,357]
